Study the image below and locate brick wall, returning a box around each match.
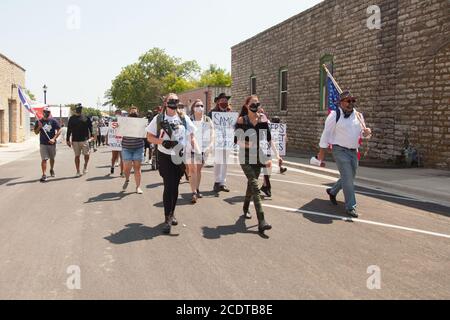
[231,0,450,169]
[0,53,26,144]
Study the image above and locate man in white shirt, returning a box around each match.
[318,91,372,218]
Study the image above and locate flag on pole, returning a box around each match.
[327,77,341,113]
[18,85,35,115]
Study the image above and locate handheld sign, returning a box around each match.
[268,123,287,156]
[117,117,147,138]
[212,112,239,150]
[108,122,123,151]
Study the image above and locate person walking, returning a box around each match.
[34,107,61,182]
[208,93,233,194]
[187,99,214,203]
[147,93,197,234]
[121,106,145,194]
[66,104,94,177]
[106,109,124,177]
[235,95,272,235]
[318,91,372,218]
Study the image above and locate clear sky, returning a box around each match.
[0,0,322,108]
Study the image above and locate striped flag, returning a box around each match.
[17,85,35,115]
[327,77,341,113]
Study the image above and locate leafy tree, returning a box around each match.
[197,64,232,87]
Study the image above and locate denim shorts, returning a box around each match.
[122,147,144,162]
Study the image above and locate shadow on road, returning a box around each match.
[6,176,77,186]
[105,223,179,244]
[321,183,450,218]
[86,192,133,203]
[86,175,120,182]
[299,199,350,225]
[202,216,268,239]
[146,182,164,189]
[0,177,20,186]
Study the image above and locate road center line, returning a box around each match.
[262,204,450,240]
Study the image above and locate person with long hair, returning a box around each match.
[187,99,214,203]
[147,93,197,234]
[235,95,272,235]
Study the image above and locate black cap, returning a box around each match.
[214,93,231,103]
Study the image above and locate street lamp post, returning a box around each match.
[43,85,48,105]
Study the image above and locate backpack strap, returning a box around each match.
[335,108,341,123]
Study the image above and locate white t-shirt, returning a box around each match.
[192,118,214,153]
[146,113,196,156]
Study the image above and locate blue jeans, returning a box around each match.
[329,145,358,211]
[122,147,144,163]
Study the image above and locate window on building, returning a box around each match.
[250,76,257,95]
[280,68,288,111]
[320,54,334,111]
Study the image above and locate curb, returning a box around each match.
[283,160,450,206]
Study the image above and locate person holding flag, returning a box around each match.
[318,71,372,218]
[34,107,61,182]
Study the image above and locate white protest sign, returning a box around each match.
[212,112,239,150]
[108,122,123,151]
[269,123,287,156]
[117,117,147,138]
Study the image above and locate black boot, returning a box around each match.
[163,216,172,234]
[258,220,272,234]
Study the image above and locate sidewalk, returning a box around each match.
[283,155,450,207]
[0,136,40,167]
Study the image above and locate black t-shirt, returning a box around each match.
[36,118,61,145]
[67,115,93,142]
[235,115,272,166]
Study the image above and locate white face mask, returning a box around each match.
[195,107,204,113]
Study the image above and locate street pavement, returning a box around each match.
[0,144,449,299]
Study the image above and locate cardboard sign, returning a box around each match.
[108,122,123,151]
[269,123,287,156]
[117,117,147,138]
[212,112,239,150]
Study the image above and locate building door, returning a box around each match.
[8,100,16,143]
[0,110,4,144]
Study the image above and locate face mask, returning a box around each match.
[75,108,83,114]
[167,99,179,110]
[129,113,138,118]
[219,102,228,109]
[195,107,204,113]
[249,103,260,113]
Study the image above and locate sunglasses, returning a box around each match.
[195,105,204,108]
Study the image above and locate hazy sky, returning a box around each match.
[0,0,322,108]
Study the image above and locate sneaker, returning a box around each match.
[244,211,252,219]
[162,223,171,234]
[347,209,359,218]
[220,185,230,193]
[110,167,115,175]
[171,216,178,226]
[76,172,82,178]
[136,187,143,194]
[40,175,48,183]
[260,186,272,197]
[50,170,55,178]
[258,221,272,234]
[83,168,88,175]
[326,189,338,206]
[213,183,220,193]
[191,193,198,204]
[196,190,203,198]
[122,180,130,191]
[280,167,288,174]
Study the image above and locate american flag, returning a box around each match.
[327,76,341,113]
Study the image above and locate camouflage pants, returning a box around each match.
[241,164,265,223]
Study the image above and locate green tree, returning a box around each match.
[67,104,102,118]
[25,89,36,101]
[105,48,201,113]
[197,64,232,87]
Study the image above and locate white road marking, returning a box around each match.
[263,204,450,240]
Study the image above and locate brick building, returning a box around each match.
[0,53,29,144]
[232,0,450,169]
[177,86,232,114]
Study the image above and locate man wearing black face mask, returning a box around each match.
[34,107,61,182]
[318,91,372,218]
[67,104,94,177]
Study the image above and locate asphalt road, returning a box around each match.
[0,145,449,299]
